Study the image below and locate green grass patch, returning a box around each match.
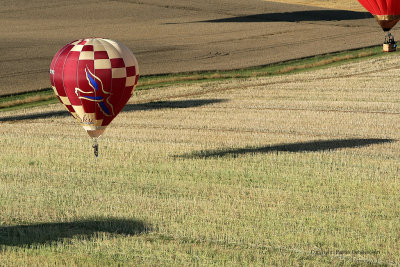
[0,89,58,112]
[0,45,387,111]
[137,45,385,90]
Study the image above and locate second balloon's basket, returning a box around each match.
[383,43,397,52]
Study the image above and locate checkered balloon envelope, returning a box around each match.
[50,38,139,156]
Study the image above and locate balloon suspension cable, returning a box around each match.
[384,32,395,44]
[92,138,99,157]
[383,32,397,52]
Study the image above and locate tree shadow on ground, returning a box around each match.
[122,99,227,112]
[0,218,151,247]
[178,138,395,158]
[197,10,372,23]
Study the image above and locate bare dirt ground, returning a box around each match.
[0,0,382,95]
[268,0,365,12]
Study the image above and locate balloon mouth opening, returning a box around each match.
[87,129,105,138]
[374,15,400,32]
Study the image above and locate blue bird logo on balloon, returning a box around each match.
[75,66,114,116]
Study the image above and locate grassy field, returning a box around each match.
[1,54,400,265]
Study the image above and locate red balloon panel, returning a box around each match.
[358,0,400,15]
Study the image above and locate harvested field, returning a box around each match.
[1,56,399,265]
[0,0,380,95]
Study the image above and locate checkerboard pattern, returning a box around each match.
[51,85,80,122]
[50,38,139,132]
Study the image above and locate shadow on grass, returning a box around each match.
[198,10,371,23]
[0,110,69,122]
[0,218,151,247]
[0,99,227,122]
[178,138,395,158]
[123,99,227,112]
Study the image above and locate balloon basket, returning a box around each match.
[383,43,397,52]
[92,138,99,157]
[383,33,397,52]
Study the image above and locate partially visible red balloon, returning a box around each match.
[50,38,139,155]
[358,0,400,31]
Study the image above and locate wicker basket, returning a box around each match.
[383,43,397,52]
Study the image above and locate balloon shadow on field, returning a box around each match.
[123,99,228,112]
[0,218,151,248]
[195,10,372,23]
[178,138,395,158]
[0,110,69,122]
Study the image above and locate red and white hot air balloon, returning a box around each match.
[358,0,400,51]
[50,38,139,156]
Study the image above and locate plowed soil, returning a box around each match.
[0,0,381,95]
[267,0,365,12]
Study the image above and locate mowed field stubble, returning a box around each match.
[1,54,400,265]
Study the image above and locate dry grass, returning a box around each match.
[1,55,400,265]
[267,0,366,12]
